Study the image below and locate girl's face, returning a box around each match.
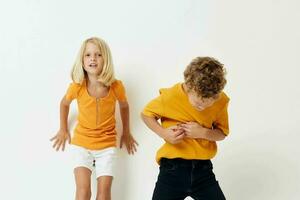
[83,42,104,76]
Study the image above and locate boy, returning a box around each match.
[141,57,229,200]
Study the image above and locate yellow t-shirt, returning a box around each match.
[65,79,127,150]
[142,83,229,163]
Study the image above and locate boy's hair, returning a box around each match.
[184,57,227,98]
[71,37,115,86]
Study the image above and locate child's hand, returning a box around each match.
[178,122,206,139]
[162,126,185,144]
[50,129,71,151]
[120,132,138,155]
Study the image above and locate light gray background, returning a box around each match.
[0,0,299,199]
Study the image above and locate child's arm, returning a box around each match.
[179,122,226,141]
[50,96,72,151]
[119,101,138,154]
[141,114,185,144]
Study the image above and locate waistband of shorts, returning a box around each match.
[160,158,211,166]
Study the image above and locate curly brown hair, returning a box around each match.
[184,57,227,98]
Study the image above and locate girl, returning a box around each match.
[50,37,138,200]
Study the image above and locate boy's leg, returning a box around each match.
[74,167,92,200]
[152,159,189,200]
[96,176,113,200]
[190,160,226,200]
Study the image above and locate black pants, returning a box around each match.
[152,158,226,200]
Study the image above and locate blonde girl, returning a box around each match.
[50,37,137,200]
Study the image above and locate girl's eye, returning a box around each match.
[85,54,90,57]
[98,54,102,57]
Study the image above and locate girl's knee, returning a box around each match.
[96,176,112,200]
[76,187,91,200]
[96,189,111,200]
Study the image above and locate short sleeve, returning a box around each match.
[142,95,164,119]
[65,83,81,101]
[214,101,230,135]
[113,80,127,101]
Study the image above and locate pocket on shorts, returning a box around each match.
[70,145,94,170]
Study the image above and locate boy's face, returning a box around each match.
[83,42,104,75]
[187,90,219,111]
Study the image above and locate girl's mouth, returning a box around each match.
[89,63,97,67]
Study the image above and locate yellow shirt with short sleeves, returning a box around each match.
[142,83,230,164]
[65,79,127,150]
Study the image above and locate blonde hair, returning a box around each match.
[71,37,115,86]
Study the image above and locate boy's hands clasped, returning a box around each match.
[162,126,185,144]
[178,122,207,139]
[163,122,207,144]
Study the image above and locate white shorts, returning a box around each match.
[70,145,117,178]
